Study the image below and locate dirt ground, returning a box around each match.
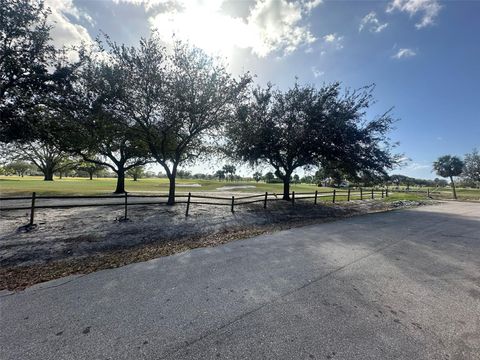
[0,194,434,290]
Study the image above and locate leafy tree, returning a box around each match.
[177,170,192,179]
[55,45,151,193]
[76,161,106,180]
[127,166,145,181]
[433,178,448,187]
[252,171,263,182]
[215,169,226,181]
[223,164,236,182]
[0,0,75,143]
[293,174,300,184]
[101,37,251,204]
[226,82,398,200]
[5,141,72,180]
[263,172,275,183]
[463,148,480,187]
[433,155,464,199]
[4,161,34,177]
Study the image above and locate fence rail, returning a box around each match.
[0,188,389,229]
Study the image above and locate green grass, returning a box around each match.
[0,176,325,196]
[1,176,478,201]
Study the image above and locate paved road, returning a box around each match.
[1,202,479,359]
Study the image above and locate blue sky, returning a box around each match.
[46,0,479,179]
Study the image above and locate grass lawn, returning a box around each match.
[0,176,325,196]
[1,176,478,201]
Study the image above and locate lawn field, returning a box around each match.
[0,176,323,196]
[1,176,478,201]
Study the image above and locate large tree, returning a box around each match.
[0,0,75,143]
[54,48,151,193]
[226,82,399,200]
[433,155,464,199]
[4,141,72,181]
[104,37,251,204]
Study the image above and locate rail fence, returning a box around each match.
[0,188,389,230]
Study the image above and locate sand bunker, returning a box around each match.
[177,183,202,187]
[216,185,256,191]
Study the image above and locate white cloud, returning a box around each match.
[45,0,93,49]
[311,66,324,78]
[359,11,389,33]
[322,33,343,50]
[392,48,416,59]
[304,0,323,12]
[387,0,442,29]
[117,0,321,58]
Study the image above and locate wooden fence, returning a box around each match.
[0,188,389,229]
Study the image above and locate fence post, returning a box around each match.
[124,191,128,220]
[371,188,374,199]
[347,188,351,201]
[231,196,235,213]
[292,191,295,206]
[332,189,336,203]
[360,187,363,200]
[314,190,318,205]
[185,192,191,217]
[427,188,430,197]
[29,192,36,227]
[263,192,268,209]
[386,188,389,197]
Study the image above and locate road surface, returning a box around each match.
[1,202,479,359]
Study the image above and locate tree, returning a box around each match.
[223,165,236,182]
[215,169,226,181]
[0,0,75,143]
[127,166,145,181]
[55,45,151,193]
[463,148,480,187]
[252,171,263,183]
[76,161,106,180]
[226,82,399,200]
[4,161,34,177]
[433,155,464,199]
[5,141,72,180]
[105,37,251,204]
[263,172,275,183]
[293,174,300,184]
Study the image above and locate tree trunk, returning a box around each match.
[44,168,54,181]
[450,176,457,199]
[114,168,126,194]
[282,179,291,200]
[89,170,93,180]
[167,175,176,205]
[133,174,138,181]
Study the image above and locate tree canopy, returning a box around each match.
[226,82,399,199]
[0,0,76,143]
[433,155,464,199]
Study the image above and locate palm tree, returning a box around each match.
[433,155,464,199]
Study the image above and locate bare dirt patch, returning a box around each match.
[0,197,435,291]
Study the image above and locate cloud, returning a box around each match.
[359,12,389,33]
[405,162,430,170]
[386,0,442,28]
[392,48,416,59]
[322,33,344,49]
[118,0,321,58]
[45,0,93,48]
[311,66,324,78]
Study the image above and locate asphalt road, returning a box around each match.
[1,202,479,360]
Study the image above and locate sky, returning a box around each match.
[44,0,480,179]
